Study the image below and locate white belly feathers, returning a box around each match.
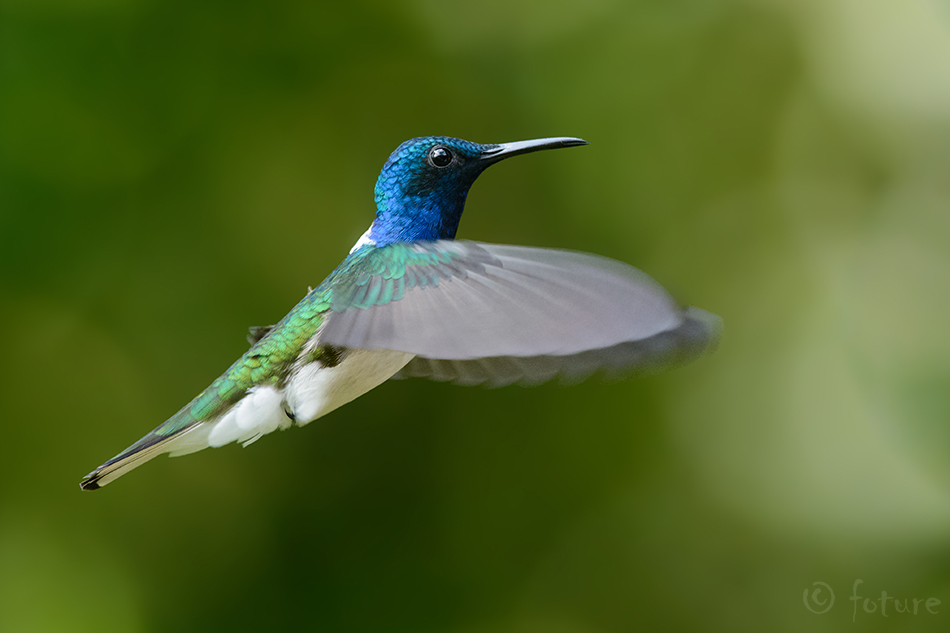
[285,348,414,423]
[201,347,414,451]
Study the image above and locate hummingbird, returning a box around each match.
[80,136,721,490]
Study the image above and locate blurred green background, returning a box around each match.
[3,0,950,631]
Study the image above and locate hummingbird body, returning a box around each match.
[81,136,722,490]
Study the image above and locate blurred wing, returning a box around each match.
[321,240,721,386]
[395,307,720,386]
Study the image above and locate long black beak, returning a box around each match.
[479,137,588,165]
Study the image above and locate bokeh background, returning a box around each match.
[3,0,950,631]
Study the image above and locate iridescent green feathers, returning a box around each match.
[80,244,452,489]
[320,240,721,383]
[327,240,484,310]
[79,286,332,489]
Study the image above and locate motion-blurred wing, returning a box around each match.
[320,240,721,386]
[395,306,719,386]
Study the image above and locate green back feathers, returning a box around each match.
[327,241,491,312]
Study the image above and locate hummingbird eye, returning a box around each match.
[428,146,453,167]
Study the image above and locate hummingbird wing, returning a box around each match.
[320,240,721,386]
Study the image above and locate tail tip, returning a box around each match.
[80,472,102,491]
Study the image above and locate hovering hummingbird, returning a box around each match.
[80,136,721,490]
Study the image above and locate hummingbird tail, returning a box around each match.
[79,420,212,490]
[80,385,294,490]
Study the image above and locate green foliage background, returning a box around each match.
[2,1,950,631]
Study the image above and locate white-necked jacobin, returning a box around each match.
[80,136,721,490]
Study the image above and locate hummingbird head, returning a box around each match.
[370,136,588,246]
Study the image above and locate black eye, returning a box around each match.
[429,146,453,167]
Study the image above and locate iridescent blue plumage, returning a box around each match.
[371,137,493,245]
[80,134,721,490]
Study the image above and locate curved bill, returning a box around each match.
[479,137,588,165]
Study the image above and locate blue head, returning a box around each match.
[370,136,588,246]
